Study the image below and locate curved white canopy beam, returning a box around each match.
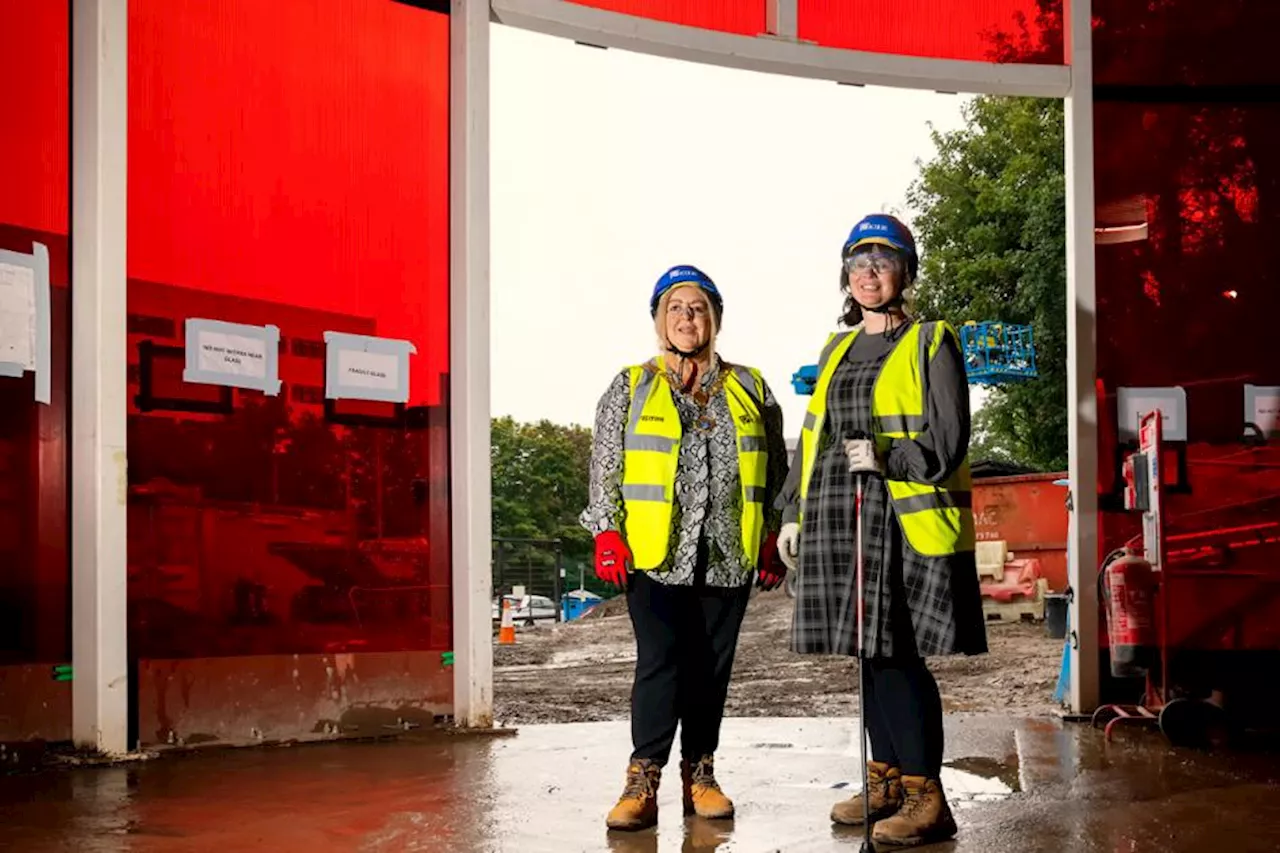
[490,0,1072,98]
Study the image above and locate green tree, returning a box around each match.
[907,95,1067,471]
[491,417,604,596]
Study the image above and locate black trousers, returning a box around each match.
[626,571,751,767]
[857,520,946,779]
[863,657,945,779]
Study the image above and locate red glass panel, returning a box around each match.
[1094,101,1279,430]
[1094,99,1280,588]
[127,0,451,660]
[1095,1,1280,87]
[799,0,1064,64]
[0,1,68,234]
[0,2,70,677]
[567,0,766,36]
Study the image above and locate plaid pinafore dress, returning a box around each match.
[790,326,972,659]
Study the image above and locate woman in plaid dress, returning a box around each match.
[777,214,986,847]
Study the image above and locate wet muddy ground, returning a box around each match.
[495,590,1064,725]
[2,715,1277,852]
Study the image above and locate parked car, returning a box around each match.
[491,594,557,623]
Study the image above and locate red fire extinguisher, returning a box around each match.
[1101,548,1157,678]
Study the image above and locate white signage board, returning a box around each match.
[0,242,51,403]
[324,331,416,403]
[183,319,282,395]
[1117,386,1187,442]
[1245,384,1280,438]
[336,348,400,394]
[0,261,36,370]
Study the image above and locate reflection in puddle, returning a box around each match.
[816,754,1021,806]
[942,756,1020,807]
[603,818,733,853]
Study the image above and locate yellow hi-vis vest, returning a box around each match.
[798,322,975,557]
[621,361,769,571]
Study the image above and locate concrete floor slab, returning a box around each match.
[1,716,1278,852]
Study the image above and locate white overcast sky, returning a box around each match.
[490,26,981,435]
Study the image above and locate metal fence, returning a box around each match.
[492,536,564,623]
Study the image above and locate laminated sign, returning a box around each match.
[324,331,416,403]
[1245,384,1280,438]
[0,242,51,404]
[1117,386,1187,442]
[184,319,282,395]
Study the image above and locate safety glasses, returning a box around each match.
[843,250,903,276]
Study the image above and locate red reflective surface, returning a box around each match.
[0,2,70,677]
[566,0,766,36]
[126,0,451,660]
[0,0,68,234]
[1095,1,1280,87]
[1094,101,1277,411]
[1093,1,1280,655]
[798,0,1064,64]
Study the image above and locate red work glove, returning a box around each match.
[594,531,633,589]
[756,532,786,591]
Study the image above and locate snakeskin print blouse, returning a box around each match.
[580,356,787,587]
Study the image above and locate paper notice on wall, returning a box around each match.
[195,329,268,379]
[0,262,37,370]
[1117,386,1187,442]
[1245,385,1280,437]
[184,319,281,395]
[336,348,399,393]
[323,331,416,403]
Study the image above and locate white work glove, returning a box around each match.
[843,438,883,475]
[777,522,800,572]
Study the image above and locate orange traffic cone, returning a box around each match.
[498,598,516,645]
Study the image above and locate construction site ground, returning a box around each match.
[495,587,1064,725]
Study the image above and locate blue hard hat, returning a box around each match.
[650,265,724,321]
[843,214,919,279]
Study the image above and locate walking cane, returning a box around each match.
[853,471,873,853]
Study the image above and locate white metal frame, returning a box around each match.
[1064,0,1100,714]
[71,0,129,754]
[486,0,1100,714]
[450,0,495,727]
[491,0,1070,97]
[58,0,1097,738]
[765,0,798,40]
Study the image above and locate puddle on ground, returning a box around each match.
[942,755,1020,805]
[813,755,1019,804]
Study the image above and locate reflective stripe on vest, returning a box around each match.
[797,322,975,557]
[621,361,768,571]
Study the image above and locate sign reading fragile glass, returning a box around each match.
[324,331,416,403]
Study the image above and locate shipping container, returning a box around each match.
[972,472,1070,592]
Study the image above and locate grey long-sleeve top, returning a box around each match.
[580,356,788,587]
[778,326,971,523]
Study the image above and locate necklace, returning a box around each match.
[688,375,725,435]
[659,359,724,436]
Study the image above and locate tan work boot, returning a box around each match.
[871,775,957,847]
[606,759,662,831]
[680,755,735,819]
[830,761,904,825]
